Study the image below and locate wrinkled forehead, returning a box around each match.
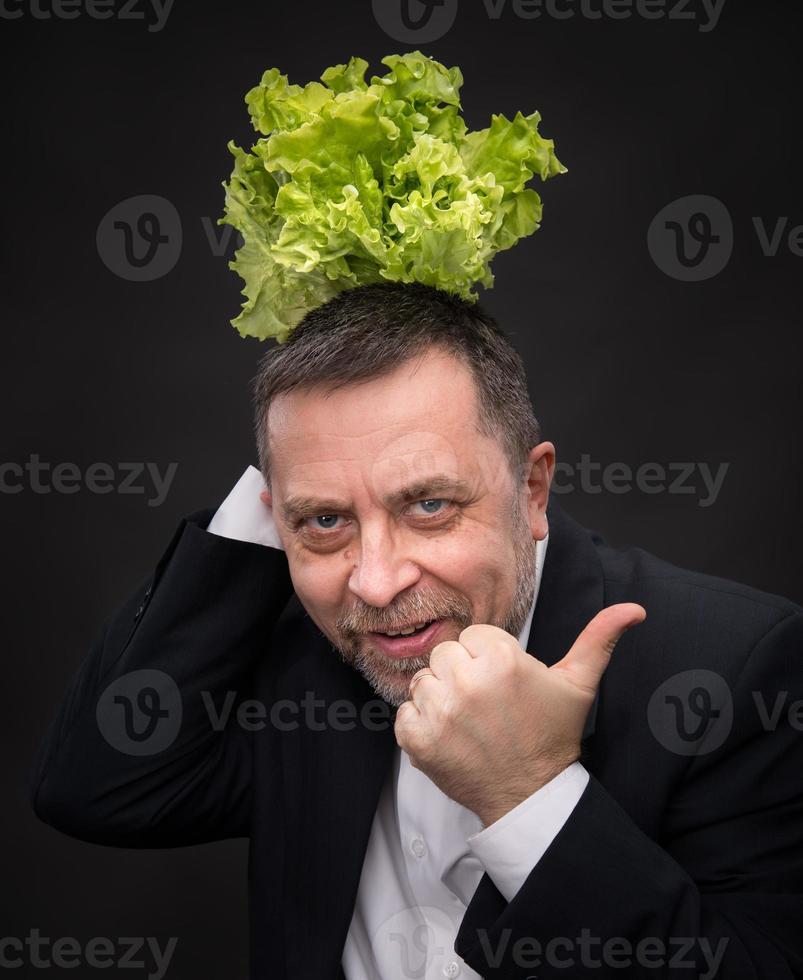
[265,351,510,501]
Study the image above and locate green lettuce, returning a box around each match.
[220,51,566,342]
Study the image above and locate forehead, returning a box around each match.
[266,349,499,494]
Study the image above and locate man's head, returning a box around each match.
[252,282,554,705]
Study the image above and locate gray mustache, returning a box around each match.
[337,589,473,636]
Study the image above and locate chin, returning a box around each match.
[374,676,421,708]
[342,642,431,708]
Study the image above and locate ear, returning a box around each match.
[523,441,555,541]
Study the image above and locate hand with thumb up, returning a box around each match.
[394,603,647,826]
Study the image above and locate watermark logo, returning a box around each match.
[373,906,460,979]
[97,202,247,281]
[648,194,733,282]
[97,194,182,281]
[371,0,458,42]
[97,669,182,755]
[650,197,803,281]
[647,669,733,755]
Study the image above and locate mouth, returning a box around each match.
[367,618,445,659]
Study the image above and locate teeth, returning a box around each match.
[382,620,432,637]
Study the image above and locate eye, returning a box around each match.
[304,514,343,531]
[407,498,448,517]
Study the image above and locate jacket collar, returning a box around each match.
[455,498,607,967]
[525,499,606,741]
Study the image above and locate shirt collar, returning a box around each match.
[516,531,549,650]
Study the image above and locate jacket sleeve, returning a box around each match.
[28,506,294,848]
[455,610,803,978]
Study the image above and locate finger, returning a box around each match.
[407,668,439,708]
[457,623,522,659]
[552,603,646,695]
[428,640,472,681]
[394,698,420,747]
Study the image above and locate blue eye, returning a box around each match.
[311,515,340,530]
[411,498,445,515]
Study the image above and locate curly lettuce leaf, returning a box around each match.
[220,51,565,341]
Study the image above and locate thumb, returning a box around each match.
[551,603,646,695]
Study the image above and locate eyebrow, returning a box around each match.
[281,475,473,522]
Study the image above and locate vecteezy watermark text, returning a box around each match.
[202,690,394,734]
[475,928,728,977]
[0,0,174,31]
[0,930,177,979]
[1,455,177,507]
[551,456,730,507]
[372,0,726,43]
[480,0,726,31]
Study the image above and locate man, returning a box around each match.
[30,282,803,978]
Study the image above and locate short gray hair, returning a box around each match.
[252,281,541,489]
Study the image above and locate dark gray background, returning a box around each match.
[3,0,801,976]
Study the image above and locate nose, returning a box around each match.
[347,523,421,609]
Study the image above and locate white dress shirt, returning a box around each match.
[207,466,590,980]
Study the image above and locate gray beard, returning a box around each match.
[330,506,539,707]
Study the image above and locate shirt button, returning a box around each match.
[442,962,461,978]
[410,836,427,859]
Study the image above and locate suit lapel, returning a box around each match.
[526,500,607,740]
[456,499,607,962]
[277,609,397,980]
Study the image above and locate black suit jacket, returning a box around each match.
[29,499,803,978]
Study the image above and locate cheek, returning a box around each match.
[414,519,505,572]
[287,551,351,620]
[415,537,504,600]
